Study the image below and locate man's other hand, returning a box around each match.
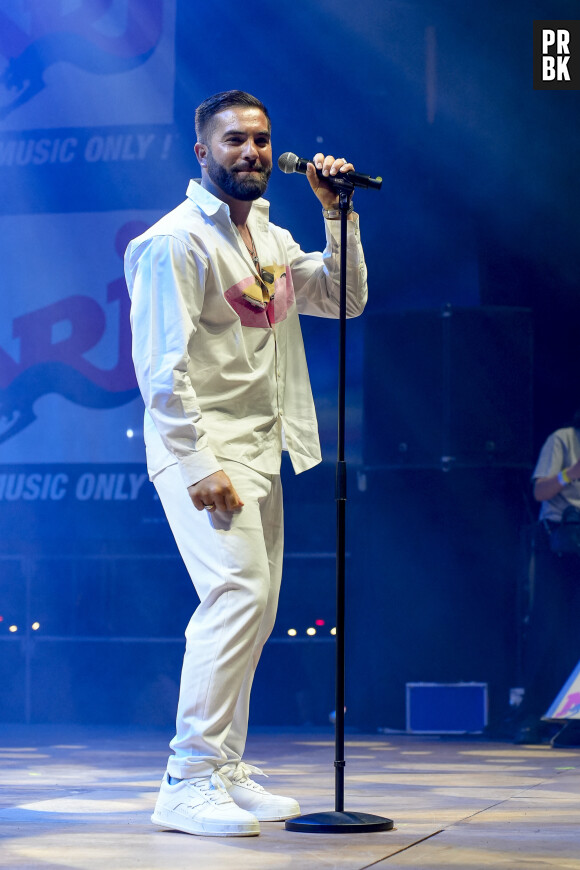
[188,471,244,512]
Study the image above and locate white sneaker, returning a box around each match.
[151,772,260,837]
[222,762,301,822]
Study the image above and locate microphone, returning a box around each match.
[278,151,382,191]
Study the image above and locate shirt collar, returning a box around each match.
[186,179,270,228]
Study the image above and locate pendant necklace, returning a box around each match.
[243,230,260,274]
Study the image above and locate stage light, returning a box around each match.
[287,628,297,637]
[32,622,40,631]
[315,619,325,626]
[9,625,17,633]
[126,428,134,438]
[306,627,316,636]
[330,627,337,635]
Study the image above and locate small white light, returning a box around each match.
[32,622,40,631]
[9,625,18,633]
[126,429,134,439]
[287,628,297,637]
[330,627,337,635]
[306,627,316,636]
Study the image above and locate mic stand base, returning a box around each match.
[285,811,394,834]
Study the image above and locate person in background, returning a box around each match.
[517,410,580,746]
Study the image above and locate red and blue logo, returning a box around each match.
[0,221,145,446]
[0,0,164,121]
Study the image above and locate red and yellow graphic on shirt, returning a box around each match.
[224,264,295,328]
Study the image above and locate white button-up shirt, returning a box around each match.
[125,180,367,488]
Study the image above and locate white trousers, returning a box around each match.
[153,458,283,779]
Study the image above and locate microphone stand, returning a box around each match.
[286,184,394,834]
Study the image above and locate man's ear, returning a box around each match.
[194,142,208,167]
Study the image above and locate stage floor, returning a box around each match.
[0,725,578,869]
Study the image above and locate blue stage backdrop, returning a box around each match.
[1,0,580,728]
[2,1,579,537]
[0,1,181,549]
[0,0,392,550]
[1,0,579,555]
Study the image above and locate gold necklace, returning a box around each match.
[243,230,260,273]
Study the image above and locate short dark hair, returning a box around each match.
[195,90,270,143]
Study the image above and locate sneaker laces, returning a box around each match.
[188,770,233,805]
[227,762,269,792]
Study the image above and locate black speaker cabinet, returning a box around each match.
[364,306,533,469]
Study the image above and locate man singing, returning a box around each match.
[125,90,367,837]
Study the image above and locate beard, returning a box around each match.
[205,149,272,201]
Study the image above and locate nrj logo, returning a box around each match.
[0,0,164,120]
[0,221,146,445]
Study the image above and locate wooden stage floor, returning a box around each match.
[0,725,578,869]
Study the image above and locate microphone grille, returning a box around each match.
[277,152,298,174]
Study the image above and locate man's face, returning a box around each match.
[200,107,272,201]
